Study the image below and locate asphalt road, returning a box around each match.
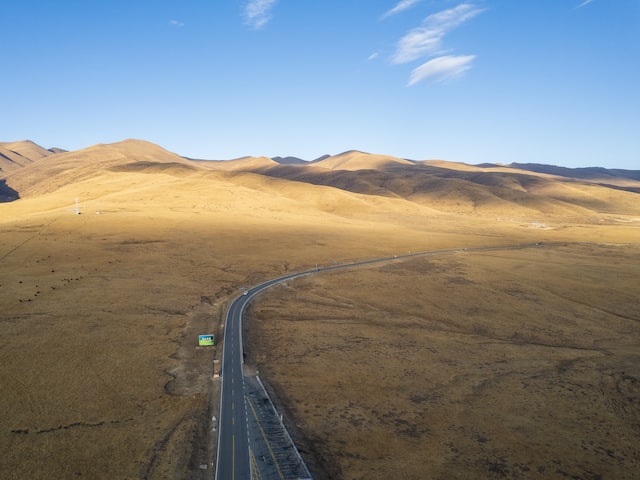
[215,272,313,480]
[215,291,251,480]
[214,243,544,479]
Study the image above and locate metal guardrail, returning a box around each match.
[245,375,313,479]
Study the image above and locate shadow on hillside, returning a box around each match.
[597,183,640,194]
[0,180,19,202]
[511,163,640,182]
[252,162,640,216]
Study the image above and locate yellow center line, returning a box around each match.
[249,449,263,480]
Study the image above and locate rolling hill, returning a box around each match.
[0,140,58,175]
[2,139,639,223]
[205,148,640,220]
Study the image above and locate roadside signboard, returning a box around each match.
[198,334,215,346]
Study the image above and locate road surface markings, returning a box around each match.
[247,397,285,480]
[249,449,263,480]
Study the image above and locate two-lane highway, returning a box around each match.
[215,272,313,479]
[215,292,251,480]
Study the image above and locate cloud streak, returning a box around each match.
[392,3,485,64]
[408,54,475,85]
[576,0,595,8]
[382,0,421,20]
[244,0,277,29]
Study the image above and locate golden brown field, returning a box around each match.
[1,140,638,479]
[246,242,640,479]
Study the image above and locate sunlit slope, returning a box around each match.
[196,156,279,171]
[3,139,195,197]
[0,140,56,175]
[213,152,640,219]
[0,142,446,237]
[309,150,415,171]
[3,139,639,222]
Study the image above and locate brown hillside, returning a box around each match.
[5,140,639,223]
[3,139,197,198]
[226,157,640,221]
[310,150,415,171]
[200,156,279,171]
[0,140,54,174]
[1,142,443,232]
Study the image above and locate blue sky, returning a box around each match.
[2,0,639,169]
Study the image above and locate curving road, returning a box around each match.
[215,272,313,480]
[214,243,544,479]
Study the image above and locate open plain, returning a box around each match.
[1,140,639,479]
[246,242,640,479]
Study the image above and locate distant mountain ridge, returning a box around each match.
[308,150,415,171]
[1,139,638,220]
[272,156,307,165]
[508,163,640,182]
[0,139,193,198]
[0,140,60,174]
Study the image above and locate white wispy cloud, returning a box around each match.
[408,54,475,85]
[391,3,485,64]
[170,20,184,27]
[244,0,277,29]
[368,52,379,61]
[392,28,442,64]
[382,0,422,20]
[576,0,594,8]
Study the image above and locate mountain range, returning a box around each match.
[1,139,639,220]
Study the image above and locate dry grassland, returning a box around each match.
[0,171,506,479]
[246,242,640,480]
[1,141,639,479]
